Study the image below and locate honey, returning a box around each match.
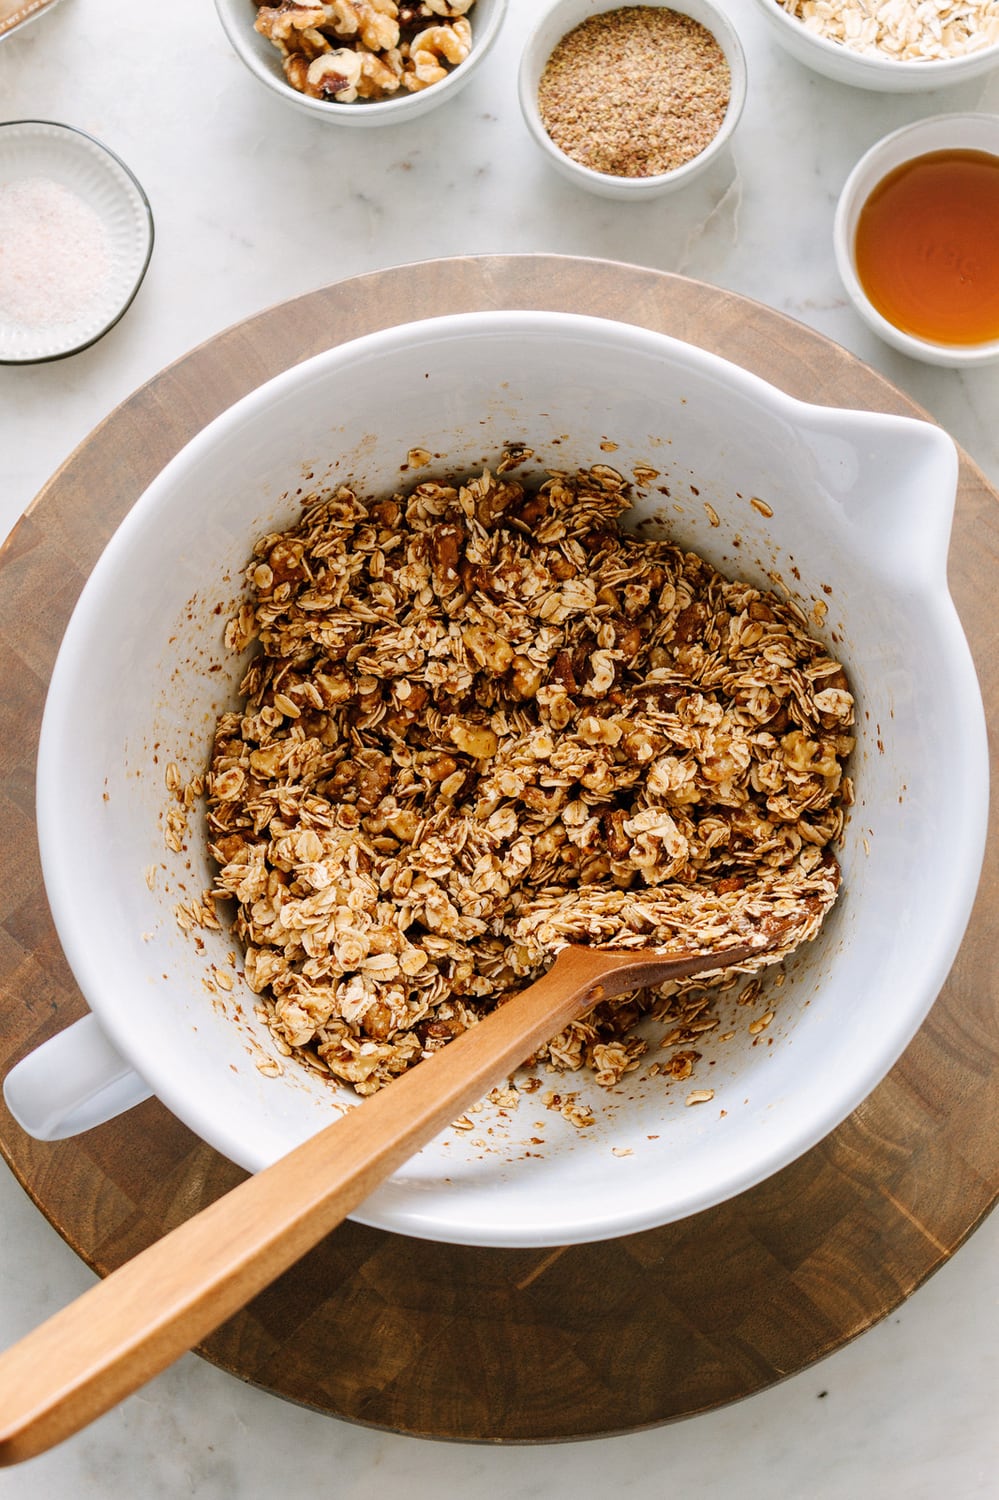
[854,148,999,346]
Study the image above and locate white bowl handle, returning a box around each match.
[3,1015,153,1140]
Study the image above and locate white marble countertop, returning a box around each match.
[1,0,997,1493]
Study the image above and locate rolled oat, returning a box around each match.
[775,0,999,60]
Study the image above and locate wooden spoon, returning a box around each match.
[0,935,778,1465]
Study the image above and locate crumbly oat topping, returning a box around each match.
[536,7,731,179]
[205,460,853,1096]
[776,0,999,59]
[252,0,476,103]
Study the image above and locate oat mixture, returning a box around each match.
[536,8,731,178]
[776,0,999,59]
[252,0,477,102]
[204,459,854,1097]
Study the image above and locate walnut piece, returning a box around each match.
[402,17,472,88]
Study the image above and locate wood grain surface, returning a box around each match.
[0,256,995,1442]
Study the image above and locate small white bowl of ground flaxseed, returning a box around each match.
[518,0,747,199]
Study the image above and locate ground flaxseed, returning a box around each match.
[537,6,731,179]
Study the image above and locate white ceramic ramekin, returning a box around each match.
[214,0,507,125]
[834,113,999,368]
[751,0,999,91]
[5,310,988,1247]
[518,0,746,199]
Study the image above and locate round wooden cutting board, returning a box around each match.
[1,257,996,1442]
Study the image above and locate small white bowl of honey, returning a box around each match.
[834,114,999,368]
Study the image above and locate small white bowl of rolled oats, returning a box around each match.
[752,0,999,91]
[214,0,507,122]
[518,0,747,198]
[12,311,988,1248]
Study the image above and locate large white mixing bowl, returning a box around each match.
[6,311,988,1247]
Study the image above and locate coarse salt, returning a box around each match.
[0,176,112,329]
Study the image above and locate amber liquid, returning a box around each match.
[854,149,999,346]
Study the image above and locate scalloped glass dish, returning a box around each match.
[0,120,153,365]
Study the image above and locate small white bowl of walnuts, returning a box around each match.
[215,0,507,123]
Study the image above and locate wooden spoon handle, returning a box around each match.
[0,941,755,1464]
[0,947,612,1463]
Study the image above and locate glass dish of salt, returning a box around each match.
[0,120,153,364]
